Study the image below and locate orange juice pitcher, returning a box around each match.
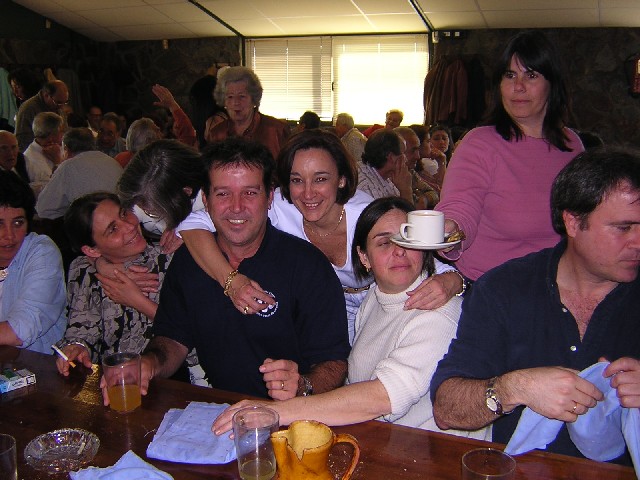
[271,420,359,480]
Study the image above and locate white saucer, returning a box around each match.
[390,234,461,250]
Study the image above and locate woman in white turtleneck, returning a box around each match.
[212,197,490,441]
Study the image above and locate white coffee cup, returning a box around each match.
[400,210,444,244]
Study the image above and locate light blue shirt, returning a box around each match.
[2,233,67,353]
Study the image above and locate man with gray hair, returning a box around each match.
[334,113,367,163]
[15,79,69,151]
[36,128,123,220]
[23,112,64,183]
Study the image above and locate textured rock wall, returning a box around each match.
[1,36,240,123]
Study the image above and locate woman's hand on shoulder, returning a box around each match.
[160,228,183,254]
[404,271,462,310]
[228,274,276,315]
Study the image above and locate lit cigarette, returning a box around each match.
[52,344,76,368]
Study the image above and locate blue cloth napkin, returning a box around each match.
[146,401,236,464]
[506,362,640,474]
[70,450,173,480]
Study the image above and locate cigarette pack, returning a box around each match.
[0,368,36,394]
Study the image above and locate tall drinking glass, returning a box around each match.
[232,406,279,480]
[102,352,141,413]
[0,434,17,480]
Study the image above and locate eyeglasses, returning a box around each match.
[54,100,69,106]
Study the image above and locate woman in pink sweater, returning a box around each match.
[436,30,584,281]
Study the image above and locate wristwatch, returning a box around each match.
[485,376,504,415]
[300,375,313,396]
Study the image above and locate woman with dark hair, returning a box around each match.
[436,30,584,282]
[0,171,66,353]
[204,66,289,159]
[179,131,462,343]
[211,197,490,439]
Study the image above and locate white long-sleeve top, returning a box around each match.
[348,272,491,439]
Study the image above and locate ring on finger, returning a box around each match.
[572,402,578,413]
[243,305,250,315]
[281,380,285,390]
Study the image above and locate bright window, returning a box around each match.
[246,34,429,125]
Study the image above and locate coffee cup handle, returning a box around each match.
[334,433,360,480]
[399,223,412,241]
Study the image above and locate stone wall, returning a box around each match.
[433,28,640,147]
[1,36,240,123]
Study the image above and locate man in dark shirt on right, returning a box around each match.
[432,147,640,463]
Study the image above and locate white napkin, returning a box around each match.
[70,450,173,480]
[506,362,640,474]
[146,401,236,464]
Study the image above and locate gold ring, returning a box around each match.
[281,381,285,390]
[572,402,578,413]
[243,305,250,315]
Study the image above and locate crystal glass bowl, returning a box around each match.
[24,428,100,473]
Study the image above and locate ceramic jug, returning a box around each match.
[271,420,360,480]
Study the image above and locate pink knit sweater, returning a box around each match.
[436,126,583,280]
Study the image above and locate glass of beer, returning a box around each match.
[232,406,279,480]
[0,434,17,480]
[102,352,141,413]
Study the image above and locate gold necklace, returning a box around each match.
[304,207,345,238]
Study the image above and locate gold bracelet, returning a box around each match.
[452,270,467,297]
[223,269,239,297]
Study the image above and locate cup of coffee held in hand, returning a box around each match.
[400,210,445,244]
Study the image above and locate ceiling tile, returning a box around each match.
[250,0,359,18]
[75,6,172,27]
[13,0,65,13]
[55,0,146,10]
[153,3,214,22]
[601,8,640,27]
[484,9,599,28]
[45,10,100,29]
[427,12,488,30]
[271,15,375,36]
[479,0,597,9]
[107,22,194,40]
[225,18,286,36]
[198,0,264,20]
[352,0,415,15]
[181,20,236,36]
[415,0,479,13]
[366,13,428,32]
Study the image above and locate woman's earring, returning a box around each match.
[365,264,371,272]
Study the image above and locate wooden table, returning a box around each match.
[0,346,635,480]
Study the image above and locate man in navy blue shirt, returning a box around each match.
[431,147,640,462]
[121,138,350,401]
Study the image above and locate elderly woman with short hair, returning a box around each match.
[203,66,290,159]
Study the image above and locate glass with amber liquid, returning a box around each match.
[102,352,141,413]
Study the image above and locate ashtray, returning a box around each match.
[24,428,100,473]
